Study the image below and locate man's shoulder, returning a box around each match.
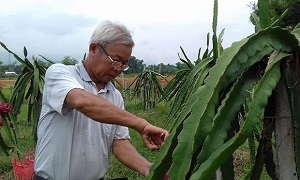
[46,63,76,74]
[48,63,74,70]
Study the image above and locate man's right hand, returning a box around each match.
[140,124,169,151]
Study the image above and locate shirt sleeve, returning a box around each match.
[44,64,84,115]
[114,125,130,139]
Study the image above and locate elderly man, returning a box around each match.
[34,21,168,180]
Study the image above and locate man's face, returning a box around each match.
[87,43,132,83]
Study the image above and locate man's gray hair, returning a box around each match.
[89,21,134,47]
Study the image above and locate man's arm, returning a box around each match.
[112,139,152,176]
[66,88,147,132]
[65,88,168,151]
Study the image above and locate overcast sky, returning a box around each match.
[0,0,256,65]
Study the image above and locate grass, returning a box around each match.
[105,100,170,180]
[0,122,35,179]
[0,94,170,179]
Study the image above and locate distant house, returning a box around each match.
[4,71,17,76]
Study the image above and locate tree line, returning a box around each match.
[0,55,187,78]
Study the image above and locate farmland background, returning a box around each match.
[0,75,269,179]
[0,76,172,179]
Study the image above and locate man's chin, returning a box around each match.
[105,77,115,82]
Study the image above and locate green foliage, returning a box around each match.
[0,62,24,78]
[190,51,290,180]
[125,56,145,74]
[258,0,271,29]
[0,120,35,176]
[128,70,166,111]
[0,94,271,179]
[61,55,77,65]
[160,4,224,127]
[147,1,300,178]
[161,56,214,127]
[147,24,300,179]
[0,41,54,155]
[250,0,300,29]
[94,97,170,179]
[269,0,300,28]
[124,56,176,76]
[212,0,219,61]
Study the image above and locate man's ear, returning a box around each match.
[89,43,98,52]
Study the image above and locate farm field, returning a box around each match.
[0,76,172,179]
[114,75,172,89]
[0,79,15,89]
[0,75,172,90]
[0,77,269,180]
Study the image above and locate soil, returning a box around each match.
[114,75,173,90]
[0,76,172,91]
[0,79,15,89]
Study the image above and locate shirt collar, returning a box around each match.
[75,60,115,91]
[76,60,91,82]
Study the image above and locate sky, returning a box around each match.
[0,0,256,65]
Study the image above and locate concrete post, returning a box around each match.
[275,79,297,180]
